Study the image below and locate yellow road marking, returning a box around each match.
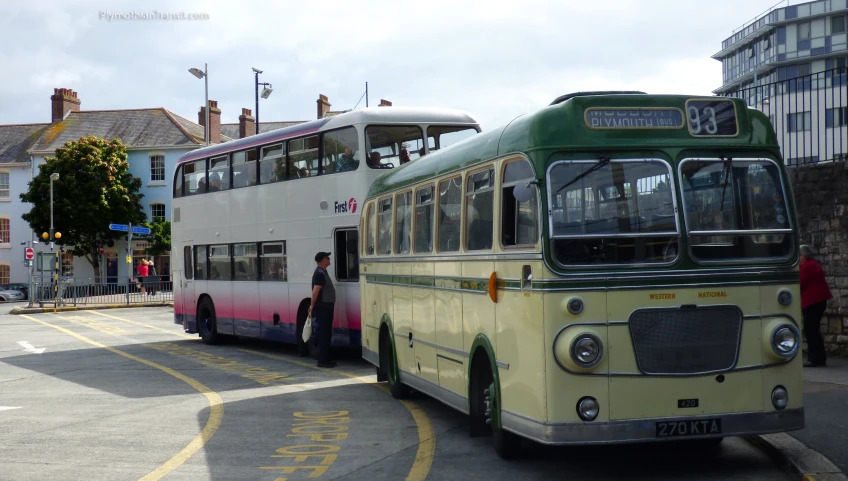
[20,314,224,481]
[85,310,196,339]
[803,475,816,481]
[81,310,435,481]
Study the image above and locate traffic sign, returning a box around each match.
[109,223,129,232]
[126,256,132,264]
[131,226,151,235]
[25,247,34,260]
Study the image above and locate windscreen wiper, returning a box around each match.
[718,156,732,210]
[556,156,611,194]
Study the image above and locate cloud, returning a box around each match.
[0,0,781,130]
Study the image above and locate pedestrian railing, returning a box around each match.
[28,276,173,308]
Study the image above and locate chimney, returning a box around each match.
[198,100,222,144]
[51,88,81,123]
[238,108,255,138]
[317,94,331,119]
[378,99,392,107]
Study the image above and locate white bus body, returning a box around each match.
[172,107,480,348]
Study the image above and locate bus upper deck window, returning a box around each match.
[364,125,425,169]
[427,125,478,152]
[323,127,360,174]
[260,144,285,184]
[208,155,229,191]
[232,149,258,188]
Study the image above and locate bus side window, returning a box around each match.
[174,164,183,198]
[289,136,319,178]
[233,243,258,280]
[377,197,393,255]
[260,242,287,281]
[209,245,231,280]
[183,246,193,279]
[366,203,376,256]
[232,149,258,188]
[194,245,207,280]
[502,160,539,247]
[438,176,462,252]
[335,229,359,281]
[395,191,412,255]
[465,167,495,251]
[414,186,434,254]
[323,127,360,174]
[260,144,285,183]
[208,155,229,191]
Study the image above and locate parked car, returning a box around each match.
[0,289,26,302]
[0,283,29,300]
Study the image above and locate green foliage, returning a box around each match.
[143,218,171,256]
[20,136,146,273]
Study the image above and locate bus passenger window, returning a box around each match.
[233,243,259,281]
[395,192,412,254]
[366,203,376,256]
[183,246,193,280]
[323,127,360,174]
[208,155,229,191]
[377,197,393,255]
[194,245,207,280]
[427,125,478,152]
[184,160,206,196]
[335,229,359,281]
[465,168,495,251]
[364,125,425,169]
[414,186,434,253]
[502,160,539,247]
[260,144,285,183]
[232,149,258,188]
[289,136,319,178]
[438,176,462,252]
[260,242,287,281]
[209,245,231,280]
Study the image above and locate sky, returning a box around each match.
[0,0,791,131]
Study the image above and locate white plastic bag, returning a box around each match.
[302,315,313,342]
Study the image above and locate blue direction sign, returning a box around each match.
[109,223,129,232]
[132,226,151,235]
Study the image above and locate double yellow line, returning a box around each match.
[22,310,435,481]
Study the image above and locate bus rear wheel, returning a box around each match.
[198,298,220,345]
[380,328,409,399]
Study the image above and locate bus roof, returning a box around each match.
[366,93,779,199]
[177,106,479,165]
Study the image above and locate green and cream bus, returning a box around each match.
[359,92,804,457]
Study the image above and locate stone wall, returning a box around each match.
[788,162,848,356]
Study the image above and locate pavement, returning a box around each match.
[756,356,848,480]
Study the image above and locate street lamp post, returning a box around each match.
[253,67,272,135]
[49,172,59,249]
[189,64,209,146]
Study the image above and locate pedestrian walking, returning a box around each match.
[309,251,337,368]
[800,244,832,367]
[148,259,158,296]
[136,258,149,296]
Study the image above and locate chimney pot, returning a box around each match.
[317,94,332,119]
[378,99,393,107]
[51,87,81,123]
[198,100,222,143]
[239,107,256,138]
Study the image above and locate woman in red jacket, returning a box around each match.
[800,245,832,367]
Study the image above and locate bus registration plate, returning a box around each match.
[656,419,721,438]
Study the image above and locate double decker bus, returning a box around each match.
[360,92,804,457]
[171,107,480,352]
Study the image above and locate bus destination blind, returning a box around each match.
[585,108,685,130]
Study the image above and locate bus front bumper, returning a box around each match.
[501,407,804,445]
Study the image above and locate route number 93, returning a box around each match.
[688,106,718,135]
[686,100,737,137]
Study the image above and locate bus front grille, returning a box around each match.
[628,306,743,375]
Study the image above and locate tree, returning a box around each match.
[20,136,146,281]
[143,218,171,257]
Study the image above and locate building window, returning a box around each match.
[61,251,74,278]
[150,155,165,182]
[0,264,8,284]
[799,22,811,40]
[826,107,848,128]
[798,63,812,76]
[0,173,8,198]
[833,16,846,35]
[787,112,812,132]
[0,218,8,245]
[151,203,166,221]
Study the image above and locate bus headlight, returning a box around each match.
[571,334,603,368]
[771,386,788,410]
[771,324,800,358]
[577,396,599,421]
[777,289,792,307]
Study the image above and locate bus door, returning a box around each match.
[334,228,361,346]
[180,246,196,330]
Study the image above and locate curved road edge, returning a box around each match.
[746,433,847,481]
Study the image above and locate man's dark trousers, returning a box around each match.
[313,302,334,364]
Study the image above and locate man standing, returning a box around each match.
[310,252,337,368]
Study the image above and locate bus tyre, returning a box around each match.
[381,330,410,399]
[470,355,521,458]
[198,298,220,345]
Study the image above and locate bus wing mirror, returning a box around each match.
[513,182,536,203]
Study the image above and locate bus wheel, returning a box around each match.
[380,329,409,399]
[469,354,521,458]
[296,304,310,357]
[198,298,220,345]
